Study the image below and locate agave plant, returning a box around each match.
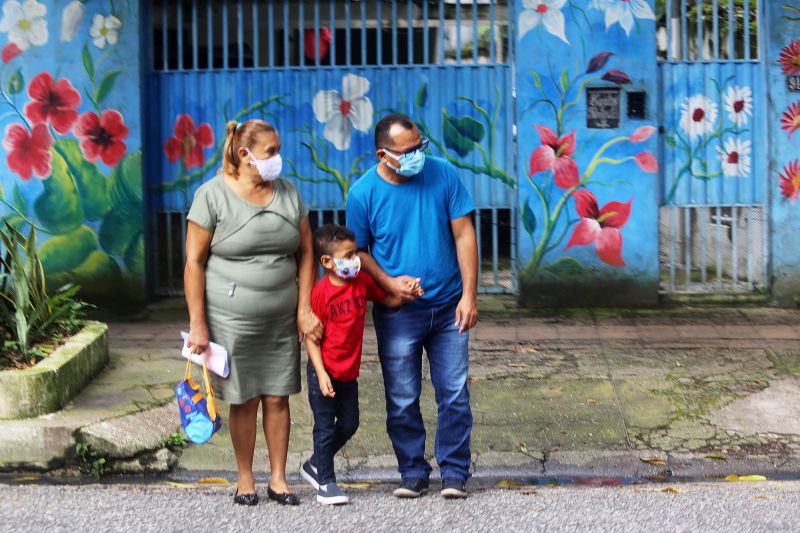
[0,223,87,364]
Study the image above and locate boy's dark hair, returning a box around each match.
[374,113,416,149]
[313,224,356,261]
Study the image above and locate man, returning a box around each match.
[345,114,479,499]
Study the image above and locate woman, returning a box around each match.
[184,119,322,506]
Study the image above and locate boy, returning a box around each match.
[300,224,421,505]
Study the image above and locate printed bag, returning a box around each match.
[175,357,222,444]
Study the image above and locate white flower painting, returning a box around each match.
[0,0,47,50]
[312,74,374,151]
[518,0,568,44]
[90,14,121,49]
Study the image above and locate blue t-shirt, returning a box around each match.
[345,156,475,306]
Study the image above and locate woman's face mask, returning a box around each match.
[383,137,429,177]
[245,147,282,182]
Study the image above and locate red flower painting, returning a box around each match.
[779,160,800,204]
[24,72,81,135]
[781,102,800,140]
[3,123,53,180]
[163,114,214,169]
[565,189,632,266]
[779,41,800,75]
[73,109,128,167]
[529,125,579,188]
[2,42,21,63]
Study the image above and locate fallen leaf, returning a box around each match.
[657,487,684,493]
[587,399,598,405]
[704,454,727,461]
[197,477,231,484]
[14,476,38,481]
[726,474,767,482]
[506,363,528,368]
[518,442,529,454]
[753,495,777,501]
[640,457,667,465]
[166,481,197,489]
[497,479,526,488]
[338,482,370,489]
[521,488,538,495]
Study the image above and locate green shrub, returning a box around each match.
[0,222,89,367]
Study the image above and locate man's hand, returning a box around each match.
[389,275,424,302]
[318,370,335,397]
[454,294,478,334]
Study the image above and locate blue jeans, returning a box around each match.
[372,298,472,481]
[307,362,360,485]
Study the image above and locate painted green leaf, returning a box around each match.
[70,250,123,293]
[442,111,485,157]
[531,70,542,89]
[54,139,110,221]
[522,199,536,236]
[6,69,23,94]
[560,68,570,94]
[99,209,141,256]
[38,225,98,274]
[12,183,27,215]
[544,257,588,279]
[415,84,428,108]
[94,69,123,105]
[124,233,145,277]
[664,135,677,148]
[108,151,143,217]
[82,43,94,82]
[33,151,84,234]
[0,181,4,199]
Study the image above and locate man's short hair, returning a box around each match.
[374,113,416,149]
[313,224,356,261]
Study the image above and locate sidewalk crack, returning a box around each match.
[601,353,632,448]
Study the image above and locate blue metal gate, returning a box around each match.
[143,0,517,296]
[657,0,768,293]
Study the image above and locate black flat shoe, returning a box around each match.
[267,485,300,506]
[233,491,259,506]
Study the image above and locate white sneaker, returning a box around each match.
[317,483,349,505]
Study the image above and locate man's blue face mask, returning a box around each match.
[383,137,429,177]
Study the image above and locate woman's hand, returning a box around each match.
[297,307,323,344]
[187,322,210,355]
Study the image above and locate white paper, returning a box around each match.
[180,331,229,379]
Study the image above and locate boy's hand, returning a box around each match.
[318,371,335,398]
[403,279,425,297]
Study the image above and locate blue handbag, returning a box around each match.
[175,357,222,444]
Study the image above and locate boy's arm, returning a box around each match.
[305,338,335,397]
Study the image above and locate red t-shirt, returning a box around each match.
[311,272,387,381]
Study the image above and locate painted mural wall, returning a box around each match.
[514,0,660,305]
[768,2,800,304]
[0,0,144,306]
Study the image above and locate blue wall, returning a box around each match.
[0,0,144,306]
[514,0,660,305]
[767,1,800,304]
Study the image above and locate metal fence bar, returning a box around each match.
[475,209,483,292]
[192,0,199,69]
[728,0,734,60]
[207,0,214,68]
[344,0,351,66]
[680,0,687,62]
[177,1,184,70]
[252,0,259,67]
[744,0,751,61]
[489,0,495,63]
[696,0,702,62]
[268,1,274,66]
[715,205,722,285]
[439,0,445,65]
[669,206,676,290]
[423,0,429,65]
[314,0,320,67]
[665,0,672,61]
[237,0,244,69]
[492,208,499,286]
[683,207,691,288]
[472,0,478,63]
[746,205,754,286]
[699,207,707,283]
[330,0,337,66]
[375,0,381,65]
[712,0,719,59]
[456,0,462,65]
[361,1,367,66]
[222,0,229,69]
[731,205,738,285]
[392,0,398,65]
[299,1,305,66]
[407,0,413,64]
[162,2,168,70]
[283,0,289,67]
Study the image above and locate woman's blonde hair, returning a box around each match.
[222,119,277,176]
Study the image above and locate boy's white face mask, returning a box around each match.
[333,256,361,279]
[245,147,282,182]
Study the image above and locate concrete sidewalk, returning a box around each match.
[3,297,800,482]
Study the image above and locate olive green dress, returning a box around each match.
[187,174,308,404]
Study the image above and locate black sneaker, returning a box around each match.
[299,459,320,490]
[441,478,467,499]
[392,477,429,498]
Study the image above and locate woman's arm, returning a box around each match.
[296,217,323,343]
[184,221,213,354]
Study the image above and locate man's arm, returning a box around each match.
[451,214,478,333]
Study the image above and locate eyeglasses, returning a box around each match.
[383,137,429,158]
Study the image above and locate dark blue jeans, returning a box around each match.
[307,362,359,485]
[372,297,472,481]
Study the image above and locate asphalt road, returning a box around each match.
[1,480,798,532]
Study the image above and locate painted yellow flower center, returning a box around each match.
[18,19,31,31]
[100,27,108,37]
